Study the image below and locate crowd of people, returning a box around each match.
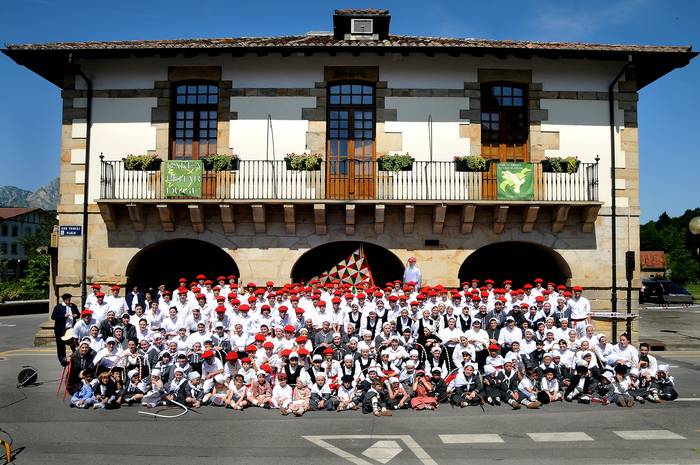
[51,273,678,416]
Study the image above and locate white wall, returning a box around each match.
[87,97,157,202]
[229,96,315,158]
[385,97,468,161]
[540,99,624,205]
[77,54,633,204]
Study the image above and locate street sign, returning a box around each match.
[59,226,82,237]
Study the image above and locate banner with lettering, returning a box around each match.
[496,162,534,200]
[164,160,203,198]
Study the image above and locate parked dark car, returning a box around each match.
[640,279,693,305]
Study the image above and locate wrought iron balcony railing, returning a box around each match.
[99,158,599,203]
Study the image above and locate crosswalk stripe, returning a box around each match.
[439,434,503,444]
[613,430,686,440]
[527,432,593,442]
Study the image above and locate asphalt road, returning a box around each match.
[1,314,700,465]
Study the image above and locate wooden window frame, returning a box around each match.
[326,80,376,164]
[480,81,529,162]
[169,80,219,160]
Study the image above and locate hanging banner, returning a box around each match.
[497,162,534,200]
[163,160,203,198]
[311,246,375,286]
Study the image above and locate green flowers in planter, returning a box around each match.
[202,154,240,171]
[123,154,162,171]
[377,153,415,171]
[284,153,323,171]
[453,155,491,172]
[542,156,580,174]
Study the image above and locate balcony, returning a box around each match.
[97,158,601,234]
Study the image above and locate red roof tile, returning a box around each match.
[0,207,39,220]
[640,251,666,270]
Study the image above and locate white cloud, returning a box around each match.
[532,0,650,41]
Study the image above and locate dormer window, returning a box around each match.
[351,18,373,35]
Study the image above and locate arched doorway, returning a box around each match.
[290,241,404,286]
[125,239,239,291]
[458,241,572,288]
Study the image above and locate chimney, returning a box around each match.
[333,9,391,41]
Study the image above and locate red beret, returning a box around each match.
[523,284,533,289]
[227,275,236,280]
[323,348,334,355]
[295,307,304,314]
[280,349,292,357]
[202,350,215,358]
[262,341,274,349]
[81,309,93,315]
[261,304,271,311]
[196,274,206,280]
[278,305,288,312]
[331,297,341,304]
[110,285,121,291]
[520,303,530,308]
[247,296,256,303]
[535,296,545,302]
[245,345,257,353]
[573,286,584,292]
[95,292,105,298]
[488,343,500,351]
[241,357,252,363]
[297,348,310,356]
[239,304,250,312]
[225,352,238,361]
[203,280,213,285]
[196,293,206,300]
[216,296,225,301]
[318,301,326,307]
[246,282,256,288]
[534,278,543,283]
[254,333,266,342]
[295,336,307,343]
[284,325,296,333]
[178,278,187,283]
[217,276,226,281]
[215,305,226,313]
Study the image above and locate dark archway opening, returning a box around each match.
[125,239,239,291]
[458,241,572,288]
[291,241,404,286]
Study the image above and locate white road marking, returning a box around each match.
[303,435,437,465]
[676,398,700,401]
[614,430,686,440]
[0,323,17,327]
[362,440,402,464]
[527,432,593,442]
[439,434,503,444]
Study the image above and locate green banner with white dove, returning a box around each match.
[163,160,203,198]
[496,162,534,200]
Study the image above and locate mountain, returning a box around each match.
[27,178,60,211]
[0,177,59,211]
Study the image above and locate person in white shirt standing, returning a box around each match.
[403,257,422,288]
[568,286,591,339]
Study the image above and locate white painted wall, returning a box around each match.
[76,54,634,205]
[385,97,468,161]
[229,96,315,158]
[540,99,624,205]
[80,54,627,92]
[87,97,157,202]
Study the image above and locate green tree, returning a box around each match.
[18,221,55,299]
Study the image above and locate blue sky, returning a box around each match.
[0,0,697,222]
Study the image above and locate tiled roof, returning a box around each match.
[4,34,693,54]
[334,9,389,15]
[0,207,38,220]
[640,251,666,270]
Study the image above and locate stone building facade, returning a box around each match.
[3,10,696,317]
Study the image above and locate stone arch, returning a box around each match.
[290,241,404,286]
[125,239,239,291]
[458,241,572,288]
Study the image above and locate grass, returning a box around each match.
[686,283,700,302]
